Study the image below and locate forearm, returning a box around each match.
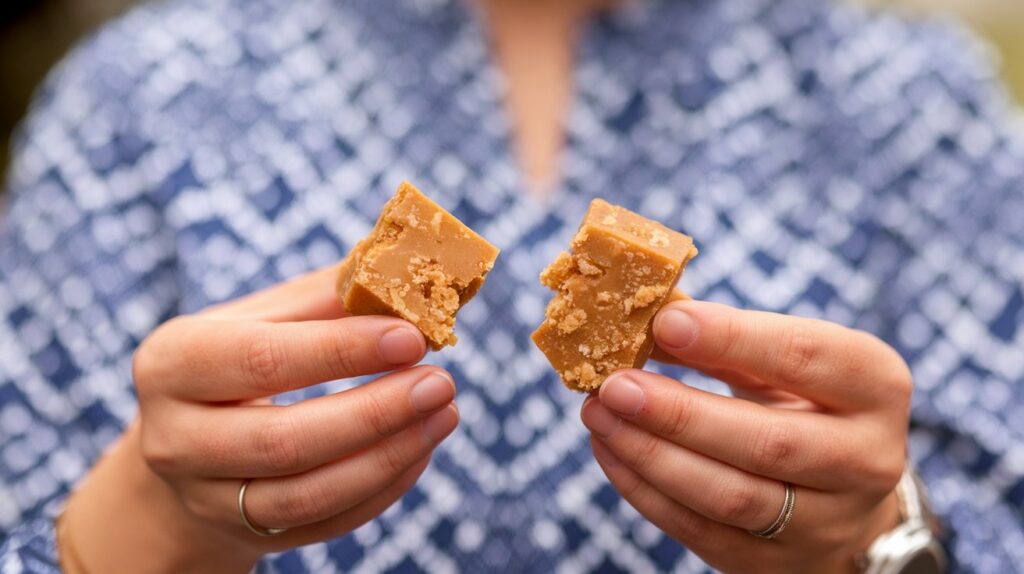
[60,423,259,574]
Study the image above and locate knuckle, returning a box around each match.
[814,439,848,475]
[180,488,221,523]
[885,350,914,406]
[277,477,331,525]
[715,479,761,525]
[715,313,745,361]
[862,447,906,496]
[401,457,430,487]
[615,471,644,500]
[361,391,401,440]
[179,491,204,519]
[140,430,179,475]
[859,331,914,411]
[604,455,645,499]
[661,390,697,439]
[132,318,187,392]
[255,414,307,473]
[876,462,905,495]
[628,433,663,473]
[324,331,363,376]
[895,374,913,409]
[775,327,820,381]
[375,438,412,476]
[243,330,287,390]
[131,346,159,393]
[396,470,420,493]
[750,423,796,477]
[668,507,704,541]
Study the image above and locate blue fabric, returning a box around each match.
[2,0,1023,571]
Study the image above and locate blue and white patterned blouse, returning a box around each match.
[2,0,1023,571]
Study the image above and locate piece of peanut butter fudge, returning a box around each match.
[532,199,697,391]
[337,182,500,350]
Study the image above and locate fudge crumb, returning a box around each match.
[576,256,602,276]
[556,308,587,334]
[632,284,665,310]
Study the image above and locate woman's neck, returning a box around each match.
[480,0,611,191]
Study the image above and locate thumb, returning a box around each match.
[204,262,349,322]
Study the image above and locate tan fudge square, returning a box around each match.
[337,181,500,350]
[532,199,697,391]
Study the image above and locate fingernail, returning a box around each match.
[581,400,621,438]
[410,372,455,414]
[379,326,425,365]
[422,405,458,444]
[601,375,645,416]
[655,308,698,349]
[591,437,622,468]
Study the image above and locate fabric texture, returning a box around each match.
[1,0,1023,571]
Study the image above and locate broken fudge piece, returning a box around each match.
[336,181,500,350]
[531,199,697,392]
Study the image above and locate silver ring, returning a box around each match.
[748,482,795,540]
[238,479,287,537]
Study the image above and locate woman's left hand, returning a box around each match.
[581,300,911,573]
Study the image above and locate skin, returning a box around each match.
[60,266,460,572]
[581,302,909,573]
[483,0,614,186]
[483,0,580,185]
[59,0,908,571]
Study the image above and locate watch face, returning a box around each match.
[902,550,943,574]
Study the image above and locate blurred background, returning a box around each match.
[0,0,135,183]
[1,0,1023,184]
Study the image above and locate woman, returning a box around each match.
[1,0,1021,571]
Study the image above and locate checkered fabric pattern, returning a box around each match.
[2,0,1023,571]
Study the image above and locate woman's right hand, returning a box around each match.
[61,265,459,572]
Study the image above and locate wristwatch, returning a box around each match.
[856,467,947,574]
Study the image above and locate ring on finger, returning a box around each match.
[748,482,795,540]
[238,479,287,537]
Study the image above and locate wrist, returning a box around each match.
[61,421,260,573]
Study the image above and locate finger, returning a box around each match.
[181,405,455,532]
[243,404,457,529]
[588,436,761,572]
[728,384,812,408]
[650,349,805,406]
[156,366,456,477]
[582,398,792,531]
[265,455,431,551]
[205,264,347,323]
[594,370,902,492]
[652,300,910,410]
[151,315,427,402]
[652,346,759,386]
